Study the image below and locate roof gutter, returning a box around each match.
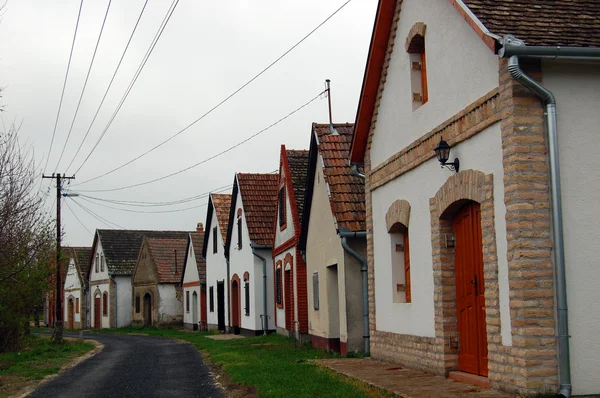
[499,35,600,398]
[251,243,271,335]
[339,227,369,355]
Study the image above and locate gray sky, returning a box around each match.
[0,0,377,247]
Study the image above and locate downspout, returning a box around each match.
[499,36,600,398]
[109,274,117,329]
[339,227,369,355]
[351,164,365,179]
[251,243,270,335]
[226,256,231,333]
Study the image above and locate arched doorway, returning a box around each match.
[231,278,240,334]
[67,298,74,330]
[94,293,101,329]
[192,291,198,331]
[144,293,152,326]
[454,201,487,376]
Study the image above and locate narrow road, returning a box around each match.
[30,332,225,398]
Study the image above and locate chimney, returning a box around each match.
[196,222,204,232]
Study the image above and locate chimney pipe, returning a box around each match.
[196,222,204,233]
[326,79,338,135]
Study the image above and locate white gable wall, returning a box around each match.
[370,0,498,167]
[206,204,229,329]
[183,240,201,327]
[115,275,132,327]
[274,166,296,246]
[89,238,110,328]
[157,284,182,324]
[542,61,600,395]
[63,258,82,328]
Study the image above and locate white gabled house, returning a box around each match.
[63,247,91,329]
[225,173,279,335]
[203,193,232,332]
[182,225,207,330]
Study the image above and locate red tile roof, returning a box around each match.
[237,173,280,246]
[211,193,231,235]
[146,238,188,283]
[314,123,366,232]
[189,232,206,281]
[463,0,600,47]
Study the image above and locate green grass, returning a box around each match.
[91,326,393,398]
[0,335,95,397]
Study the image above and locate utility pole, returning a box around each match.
[42,173,75,344]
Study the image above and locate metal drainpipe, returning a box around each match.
[109,275,117,329]
[339,227,369,355]
[504,49,572,397]
[251,243,270,335]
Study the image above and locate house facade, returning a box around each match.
[63,247,91,329]
[349,0,600,395]
[300,123,367,356]
[182,225,207,331]
[203,193,232,332]
[272,146,309,339]
[225,173,279,336]
[132,237,187,327]
[87,229,188,329]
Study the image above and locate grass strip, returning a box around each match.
[0,335,95,397]
[92,326,394,398]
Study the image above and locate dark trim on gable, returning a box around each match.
[202,195,216,259]
[224,174,240,259]
[181,233,193,285]
[299,127,319,251]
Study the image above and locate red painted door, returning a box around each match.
[200,288,207,329]
[94,297,101,329]
[454,202,488,376]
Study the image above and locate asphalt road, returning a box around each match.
[29,332,225,398]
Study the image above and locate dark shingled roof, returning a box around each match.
[97,230,189,276]
[211,194,232,235]
[190,232,206,282]
[286,149,310,222]
[464,0,600,47]
[314,123,366,232]
[146,238,188,284]
[237,173,280,246]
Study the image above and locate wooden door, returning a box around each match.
[68,299,74,329]
[284,269,293,330]
[200,288,207,329]
[217,282,225,331]
[94,297,101,329]
[192,292,198,331]
[144,294,152,326]
[454,202,488,376]
[231,280,240,331]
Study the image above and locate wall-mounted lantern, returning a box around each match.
[434,137,459,172]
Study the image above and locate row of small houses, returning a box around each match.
[44,0,600,395]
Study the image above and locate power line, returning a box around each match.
[69,197,125,229]
[72,0,180,176]
[44,0,84,173]
[72,0,353,185]
[73,183,232,207]
[78,196,209,214]
[54,0,113,173]
[75,90,323,193]
[64,0,149,175]
[64,198,93,236]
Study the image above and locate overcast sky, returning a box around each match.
[0,0,377,247]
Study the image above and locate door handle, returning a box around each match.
[470,279,478,296]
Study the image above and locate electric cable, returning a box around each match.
[44,0,84,173]
[75,90,324,193]
[72,0,180,176]
[64,198,93,236]
[72,0,353,184]
[64,0,149,175]
[69,197,125,229]
[54,0,113,173]
[78,195,209,214]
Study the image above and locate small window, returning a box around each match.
[102,292,108,316]
[237,217,242,250]
[276,267,282,305]
[75,298,79,313]
[95,254,99,273]
[406,22,428,109]
[212,227,218,254]
[135,295,140,313]
[186,291,190,313]
[101,255,105,272]
[209,286,214,312]
[244,281,250,316]
[313,272,319,310]
[278,187,286,228]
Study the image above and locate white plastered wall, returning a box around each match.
[64,258,82,326]
[157,284,182,323]
[542,61,600,395]
[274,166,296,245]
[306,157,345,340]
[372,123,511,344]
[115,275,132,327]
[273,247,295,330]
[183,241,201,327]
[206,206,228,329]
[89,238,110,328]
[370,0,499,167]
